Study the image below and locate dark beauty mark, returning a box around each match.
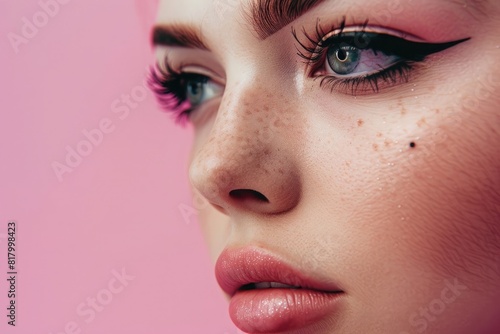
[410,142,416,148]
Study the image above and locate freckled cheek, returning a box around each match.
[299,122,405,226]
[303,108,460,253]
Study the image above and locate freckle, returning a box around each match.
[400,105,407,115]
[384,139,392,147]
[372,143,379,151]
[410,142,416,148]
[376,132,383,138]
[357,119,364,127]
[417,117,427,127]
[435,109,440,114]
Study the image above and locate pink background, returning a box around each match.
[0,0,237,333]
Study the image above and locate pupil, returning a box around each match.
[327,46,360,75]
[187,80,205,105]
[189,82,200,95]
[337,49,348,62]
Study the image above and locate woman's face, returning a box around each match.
[153,0,500,333]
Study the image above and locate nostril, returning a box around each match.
[229,189,269,203]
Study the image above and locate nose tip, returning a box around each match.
[189,145,301,216]
[188,82,302,217]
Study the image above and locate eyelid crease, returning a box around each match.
[317,62,415,95]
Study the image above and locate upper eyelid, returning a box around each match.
[179,66,226,85]
[294,22,471,63]
[156,50,226,85]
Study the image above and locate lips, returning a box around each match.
[215,247,344,333]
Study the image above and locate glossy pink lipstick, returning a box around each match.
[215,247,344,333]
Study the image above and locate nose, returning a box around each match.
[189,85,302,216]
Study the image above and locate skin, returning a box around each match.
[154,0,500,333]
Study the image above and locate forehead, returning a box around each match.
[155,0,248,49]
[157,0,232,23]
[155,0,245,57]
[155,0,488,43]
[156,0,328,34]
[155,0,487,21]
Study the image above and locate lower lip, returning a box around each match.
[229,288,343,333]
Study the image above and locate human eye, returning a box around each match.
[148,63,224,123]
[293,19,470,95]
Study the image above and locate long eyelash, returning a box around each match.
[293,17,359,63]
[147,64,193,124]
[292,20,407,95]
[293,18,470,94]
[318,62,415,95]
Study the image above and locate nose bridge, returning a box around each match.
[219,88,281,160]
[198,79,293,168]
[189,80,301,215]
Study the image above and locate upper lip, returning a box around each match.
[215,247,343,296]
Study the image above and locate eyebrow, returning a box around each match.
[246,0,327,39]
[152,24,208,50]
[152,0,326,49]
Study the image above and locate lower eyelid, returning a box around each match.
[321,53,402,78]
[188,96,223,125]
[317,61,417,95]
